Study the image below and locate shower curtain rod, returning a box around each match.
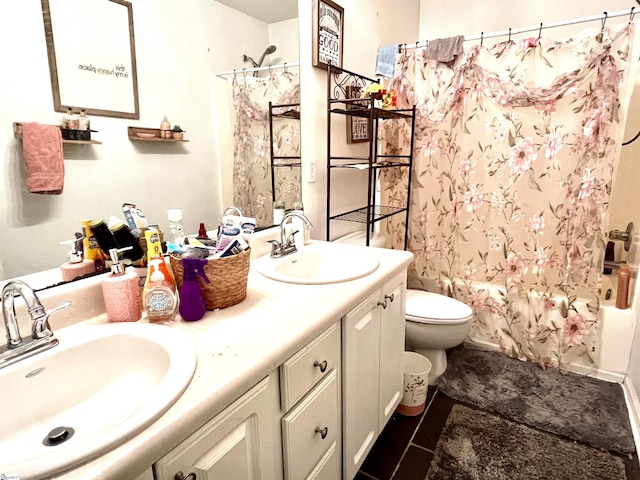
[215,62,300,79]
[401,8,637,50]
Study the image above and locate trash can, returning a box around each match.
[396,351,431,416]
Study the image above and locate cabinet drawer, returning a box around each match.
[280,323,338,411]
[282,369,338,480]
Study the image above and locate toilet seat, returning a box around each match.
[405,289,473,325]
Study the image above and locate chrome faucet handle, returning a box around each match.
[32,301,71,340]
[267,239,282,257]
[286,231,299,246]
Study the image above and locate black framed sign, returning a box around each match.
[312,0,344,70]
[346,86,370,143]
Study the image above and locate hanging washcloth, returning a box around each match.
[21,122,65,195]
[375,44,399,78]
[425,35,465,63]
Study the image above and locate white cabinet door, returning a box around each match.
[378,272,406,429]
[153,372,282,480]
[342,271,407,480]
[342,290,381,480]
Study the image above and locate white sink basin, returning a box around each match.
[255,241,380,284]
[0,321,197,479]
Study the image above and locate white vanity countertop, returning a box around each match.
[53,241,413,479]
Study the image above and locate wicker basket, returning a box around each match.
[170,248,250,310]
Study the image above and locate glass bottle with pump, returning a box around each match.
[167,209,185,246]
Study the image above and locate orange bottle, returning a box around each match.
[142,229,178,322]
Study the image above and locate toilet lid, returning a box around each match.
[405,289,473,325]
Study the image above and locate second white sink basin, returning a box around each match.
[0,321,197,479]
[255,241,380,284]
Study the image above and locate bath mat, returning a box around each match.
[436,348,635,454]
[426,404,627,480]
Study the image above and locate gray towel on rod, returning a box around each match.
[425,35,464,62]
[375,44,399,78]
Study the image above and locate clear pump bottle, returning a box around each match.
[167,208,185,246]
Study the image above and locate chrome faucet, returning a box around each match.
[269,211,313,258]
[1,280,70,369]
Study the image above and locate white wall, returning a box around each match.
[0,0,283,281]
[299,0,421,242]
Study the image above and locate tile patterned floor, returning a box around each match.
[355,386,640,480]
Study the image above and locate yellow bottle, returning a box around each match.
[142,229,178,322]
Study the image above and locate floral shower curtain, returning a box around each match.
[383,23,638,370]
[232,71,301,226]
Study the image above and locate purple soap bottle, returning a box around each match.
[179,257,209,321]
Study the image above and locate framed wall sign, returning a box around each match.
[41,0,140,119]
[312,0,344,70]
[346,86,370,143]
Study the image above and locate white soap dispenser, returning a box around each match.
[101,247,142,322]
[60,235,95,282]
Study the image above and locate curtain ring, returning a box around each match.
[242,68,247,78]
[268,64,272,75]
[233,69,236,79]
[480,32,484,47]
[538,22,543,40]
[601,11,608,30]
[283,62,287,73]
[630,6,636,24]
[508,27,512,43]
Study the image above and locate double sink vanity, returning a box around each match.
[0,234,413,480]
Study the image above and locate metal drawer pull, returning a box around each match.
[314,360,328,372]
[315,426,329,439]
[385,293,395,303]
[377,300,388,309]
[174,472,196,480]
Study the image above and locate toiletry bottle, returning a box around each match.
[78,109,90,131]
[102,247,142,323]
[142,259,178,322]
[142,229,178,322]
[273,201,285,225]
[626,234,640,308]
[81,219,106,272]
[89,218,119,254]
[77,109,90,141]
[179,257,209,321]
[167,209,185,246]
[110,221,145,263]
[616,263,630,309]
[160,115,171,139]
[59,235,95,281]
[63,108,78,129]
[196,222,215,247]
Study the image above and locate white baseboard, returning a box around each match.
[623,377,640,461]
[463,339,626,383]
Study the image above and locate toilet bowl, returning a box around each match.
[405,289,473,385]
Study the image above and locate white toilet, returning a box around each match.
[334,231,474,384]
[405,289,473,384]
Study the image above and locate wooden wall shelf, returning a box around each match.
[13,122,102,145]
[128,126,189,142]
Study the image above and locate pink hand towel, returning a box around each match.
[22,122,65,195]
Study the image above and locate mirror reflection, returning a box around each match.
[0,0,300,289]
